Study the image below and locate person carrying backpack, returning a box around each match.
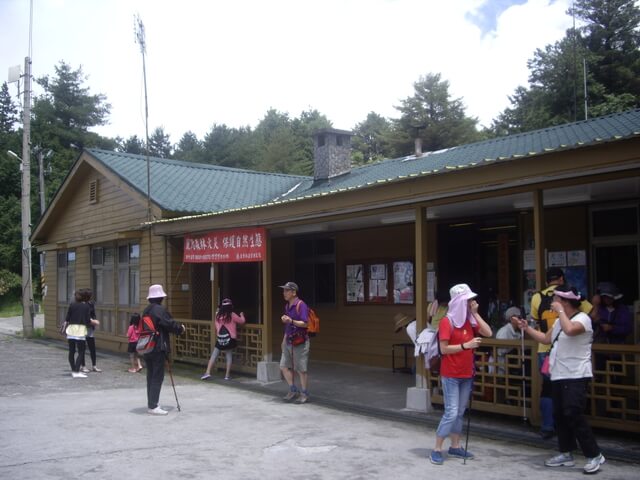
[529,267,592,439]
[143,284,185,416]
[278,281,310,404]
[201,298,245,381]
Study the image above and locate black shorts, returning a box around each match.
[128,342,137,354]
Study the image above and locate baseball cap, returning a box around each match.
[278,281,299,291]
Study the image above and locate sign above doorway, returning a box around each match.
[184,227,266,263]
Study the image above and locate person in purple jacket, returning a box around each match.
[590,282,632,344]
[279,281,310,404]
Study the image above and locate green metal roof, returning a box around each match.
[295,108,640,199]
[86,149,307,214]
[89,108,640,217]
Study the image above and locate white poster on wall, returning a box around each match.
[548,251,567,267]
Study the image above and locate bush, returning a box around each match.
[0,269,21,297]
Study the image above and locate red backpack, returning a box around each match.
[295,301,320,337]
[135,313,159,355]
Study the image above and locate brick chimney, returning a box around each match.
[313,128,352,181]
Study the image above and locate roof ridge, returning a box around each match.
[87,148,309,179]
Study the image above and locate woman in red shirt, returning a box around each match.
[430,283,492,465]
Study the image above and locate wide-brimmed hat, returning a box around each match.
[597,281,623,300]
[393,312,413,332]
[278,281,299,291]
[449,283,477,301]
[147,284,167,299]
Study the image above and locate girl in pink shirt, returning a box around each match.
[126,316,143,373]
[201,298,245,380]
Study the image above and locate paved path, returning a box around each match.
[0,328,637,479]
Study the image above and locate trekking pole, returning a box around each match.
[463,375,474,465]
[520,329,528,424]
[166,356,181,412]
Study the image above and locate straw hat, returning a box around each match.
[394,312,413,332]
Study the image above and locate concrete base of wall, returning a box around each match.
[405,387,432,413]
[257,361,281,384]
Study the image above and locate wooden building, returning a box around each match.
[32,111,640,431]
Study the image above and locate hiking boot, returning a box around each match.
[283,391,299,402]
[147,406,168,415]
[429,450,444,465]
[295,393,309,404]
[448,446,474,459]
[583,454,605,474]
[92,366,102,372]
[544,452,575,467]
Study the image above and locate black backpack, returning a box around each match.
[537,290,556,333]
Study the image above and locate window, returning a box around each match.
[57,250,76,304]
[92,246,115,304]
[592,206,638,237]
[317,134,325,147]
[294,237,335,305]
[118,243,140,306]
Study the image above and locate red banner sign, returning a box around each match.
[183,227,266,263]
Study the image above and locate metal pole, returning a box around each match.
[37,149,45,215]
[21,55,34,336]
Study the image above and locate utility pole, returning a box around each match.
[21,55,35,336]
[37,149,46,215]
[135,14,153,284]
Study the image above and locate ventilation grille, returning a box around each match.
[89,180,98,204]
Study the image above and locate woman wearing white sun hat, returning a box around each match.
[429,283,492,466]
[143,284,185,416]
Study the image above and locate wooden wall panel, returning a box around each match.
[46,166,148,244]
[270,225,418,368]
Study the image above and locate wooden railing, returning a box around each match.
[172,318,264,374]
[427,339,640,433]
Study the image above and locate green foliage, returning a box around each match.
[173,131,206,163]
[148,126,172,158]
[117,135,145,154]
[0,82,18,135]
[390,73,481,156]
[351,112,393,165]
[0,269,21,296]
[489,0,640,135]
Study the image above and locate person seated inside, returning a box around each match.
[590,281,632,345]
[496,306,523,375]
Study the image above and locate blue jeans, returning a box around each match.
[436,376,473,438]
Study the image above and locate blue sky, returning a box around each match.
[1,1,573,143]
[467,0,529,33]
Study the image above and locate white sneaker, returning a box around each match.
[545,452,574,467]
[80,367,90,373]
[583,454,605,474]
[72,372,88,378]
[147,406,168,415]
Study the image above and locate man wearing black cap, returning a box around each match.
[529,268,592,438]
[278,281,310,404]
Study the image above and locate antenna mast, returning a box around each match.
[134,14,153,284]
